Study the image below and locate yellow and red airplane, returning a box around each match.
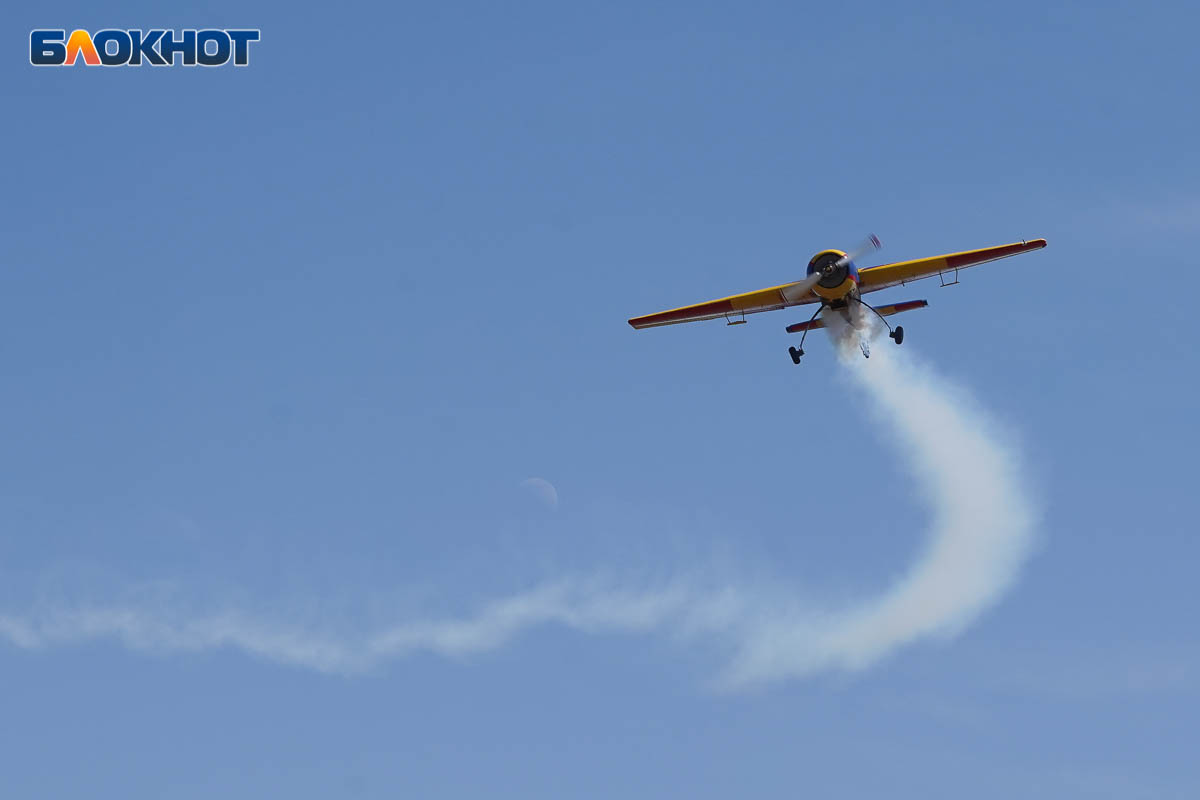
[628,236,1047,363]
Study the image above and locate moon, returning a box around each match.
[519,477,559,510]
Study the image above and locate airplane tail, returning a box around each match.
[786,299,928,333]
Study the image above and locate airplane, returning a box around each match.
[628,235,1047,363]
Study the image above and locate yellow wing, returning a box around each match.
[628,279,819,329]
[858,239,1047,293]
[628,238,1047,329]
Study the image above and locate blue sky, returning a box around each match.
[4,1,1199,796]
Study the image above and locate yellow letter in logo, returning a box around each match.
[65,29,100,65]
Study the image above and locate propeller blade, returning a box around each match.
[835,233,882,268]
[780,270,824,303]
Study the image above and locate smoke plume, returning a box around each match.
[0,326,1036,687]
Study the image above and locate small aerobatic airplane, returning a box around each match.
[628,236,1047,363]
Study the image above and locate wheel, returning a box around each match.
[892,325,904,345]
[788,346,803,365]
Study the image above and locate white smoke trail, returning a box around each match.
[0,329,1036,687]
[713,317,1037,684]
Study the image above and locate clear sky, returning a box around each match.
[4,1,1198,797]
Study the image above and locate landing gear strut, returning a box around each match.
[787,302,826,365]
[854,297,904,346]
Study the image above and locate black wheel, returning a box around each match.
[789,346,803,365]
[892,325,904,345]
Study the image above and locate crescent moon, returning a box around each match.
[519,477,559,510]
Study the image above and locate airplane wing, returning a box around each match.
[858,239,1046,293]
[628,280,819,329]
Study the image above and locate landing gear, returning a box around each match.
[787,297,907,364]
[854,296,904,345]
[787,302,825,365]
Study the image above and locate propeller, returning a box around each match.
[782,234,882,303]
[835,233,882,270]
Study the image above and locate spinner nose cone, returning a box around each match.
[807,249,848,275]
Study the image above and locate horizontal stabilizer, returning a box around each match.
[785,317,828,334]
[786,300,928,334]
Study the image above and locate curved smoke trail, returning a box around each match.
[0,333,1036,687]
[714,335,1037,685]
